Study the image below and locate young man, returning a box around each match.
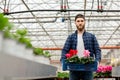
[61,14,101,80]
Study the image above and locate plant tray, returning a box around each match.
[62,60,98,71]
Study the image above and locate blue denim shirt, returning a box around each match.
[61,30,101,62]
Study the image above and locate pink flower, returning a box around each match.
[96,65,103,72]
[96,65,112,73]
[83,50,90,57]
[106,65,112,72]
[95,65,112,77]
[66,54,72,58]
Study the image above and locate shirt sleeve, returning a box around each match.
[60,35,72,62]
[93,35,101,62]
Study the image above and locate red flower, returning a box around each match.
[69,49,77,56]
[65,49,77,58]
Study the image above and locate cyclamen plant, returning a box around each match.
[97,65,112,73]
[65,49,94,64]
[95,65,112,78]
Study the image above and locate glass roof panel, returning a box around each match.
[0,0,120,56]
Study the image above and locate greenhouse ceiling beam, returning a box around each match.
[11,26,118,30]
[31,39,65,41]
[33,44,120,47]
[30,38,120,41]
[21,0,58,47]
[26,34,120,36]
[22,29,119,32]
[10,19,120,23]
[24,28,120,31]
[23,29,120,31]
[4,9,120,15]
[29,37,120,41]
[8,15,120,19]
[40,46,120,50]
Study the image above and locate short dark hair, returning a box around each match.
[75,14,85,21]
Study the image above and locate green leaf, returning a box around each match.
[66,55,95,64]
[33,48,43,55]
[0,13,9,30]
[16,29,27,37]
[43,51,51,58]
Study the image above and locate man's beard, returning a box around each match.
[77,25,85,32]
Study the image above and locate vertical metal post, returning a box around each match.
[60,0,63,10]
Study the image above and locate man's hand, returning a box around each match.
[97,61,100,67]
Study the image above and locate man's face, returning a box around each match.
[75,18,85,32]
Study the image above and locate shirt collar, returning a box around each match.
[75,30,86,35]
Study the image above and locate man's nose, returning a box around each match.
[79,22,82,24]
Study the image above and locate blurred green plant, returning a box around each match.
[0,13,51,58]
[13,29,33,48]
[33,48,51,58]
[43,51,51,57]
[33,48,44,55]
[0,13,14,38]
[57,72,69,79]
[0,13,9,30]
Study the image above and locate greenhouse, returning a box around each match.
[0,0,120,80]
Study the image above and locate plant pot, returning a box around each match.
[56,78,69,80]
[33,55,50,64]
[0,31,3,51]
[62,59,97,71]
[56,78,64,80]
[63,78,69,80]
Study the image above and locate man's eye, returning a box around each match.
[76,20,84,22]
[81,20,84,22]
